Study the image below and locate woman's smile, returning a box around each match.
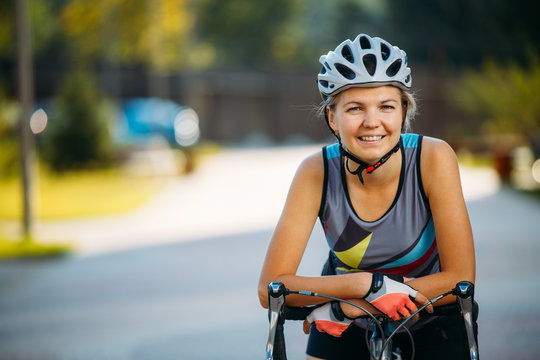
[358,135,385,142]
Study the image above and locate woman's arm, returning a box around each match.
[257,152,373,308]
[407,137,476,303]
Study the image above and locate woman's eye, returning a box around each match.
[381,105,395,111]
[347,106,361,112]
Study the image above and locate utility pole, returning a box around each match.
[15,0,35,240]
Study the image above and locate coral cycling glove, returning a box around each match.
[364,272,418,320]
[306,302,353,337]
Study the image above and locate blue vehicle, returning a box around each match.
[113,97,200,148]
[33,97,200,148]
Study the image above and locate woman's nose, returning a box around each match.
[362,109,380,128]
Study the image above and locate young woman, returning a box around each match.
[258,34,476,359]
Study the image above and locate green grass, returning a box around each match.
[0,237,72,260]
[0,169,161,259]
[0,166,165,259]
[0,142,222,221]
[0,143,222,259]
[0,168,164,220]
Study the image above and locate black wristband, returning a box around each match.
[330,301,355,321]
[363,272,405,299]
[385,273,404,283]
[370,272,385,294]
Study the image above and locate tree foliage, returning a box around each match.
[194,0,301,69]
[41,68,113,170]
[60,0,194,72]
[0,97,20,176]
[385,0,540,68]
[1,0,538,72]
[450,59,540,141]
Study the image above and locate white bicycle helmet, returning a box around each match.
[318,34,411,99]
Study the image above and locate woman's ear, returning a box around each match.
[326,106,337,132]
[401,103,407,129]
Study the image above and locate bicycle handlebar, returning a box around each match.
[266,282,287,360]
[454,281,479,360]
[266,281,479,360]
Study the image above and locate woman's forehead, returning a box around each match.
[336,85,401,103]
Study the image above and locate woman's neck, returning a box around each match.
[345,147,402,189]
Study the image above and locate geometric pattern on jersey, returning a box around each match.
[319,133,440,278]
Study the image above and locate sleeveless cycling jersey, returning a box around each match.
[319,133,440,278]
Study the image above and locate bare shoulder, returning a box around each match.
[285,150,325,208]
[420,136,460,196]
[421,136,457,164]
[302,150,324,170]
[295,150,325,182]
[276,150,325,222]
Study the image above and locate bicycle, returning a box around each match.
[266,280,479,360]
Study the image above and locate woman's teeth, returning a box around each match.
[360,136,383,141]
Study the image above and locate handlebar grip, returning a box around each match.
[454,281,479,360]
[272,321,287,360]
[282,305,316,320]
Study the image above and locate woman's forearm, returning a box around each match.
[259,272,373,308]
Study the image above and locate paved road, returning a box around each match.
[0,145,539,359]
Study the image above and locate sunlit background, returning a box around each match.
[0,0,539,359]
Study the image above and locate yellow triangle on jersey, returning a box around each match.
[333,233,372,269]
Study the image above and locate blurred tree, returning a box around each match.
[60,0,194,73]
[386,0,540,68]
[0,0,64,95]
[0,0,65,57]
[449,59,540,145]
[332,0,386,42]
[280,0,389,69]
[0,97,20,176]
[194,0,301,69]
[0,1,14,58]
[41,68,113,170]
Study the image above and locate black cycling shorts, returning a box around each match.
[306,313,478,360]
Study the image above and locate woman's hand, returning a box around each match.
[338,293,432,323]
[363,273,433,321]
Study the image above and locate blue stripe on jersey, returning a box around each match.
[377,217,435,269]
[401,133,419,148]
[328,135,418,158]
[327,143,341,159]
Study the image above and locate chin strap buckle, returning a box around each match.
[339,140,401,184]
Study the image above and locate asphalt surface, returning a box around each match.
[0,145,539,359]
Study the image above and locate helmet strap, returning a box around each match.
[339,139,401,185]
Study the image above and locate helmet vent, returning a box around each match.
[319,80,329,88]
[359,36,371,49]
[319,65,326,75]
[386,58,402,77]
[341,45,354,63]
[380,43,390,61]
[405,74,411,83]
[362,54,377,76]
[335,63,356,80]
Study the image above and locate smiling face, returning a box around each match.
[327,85,405,164]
